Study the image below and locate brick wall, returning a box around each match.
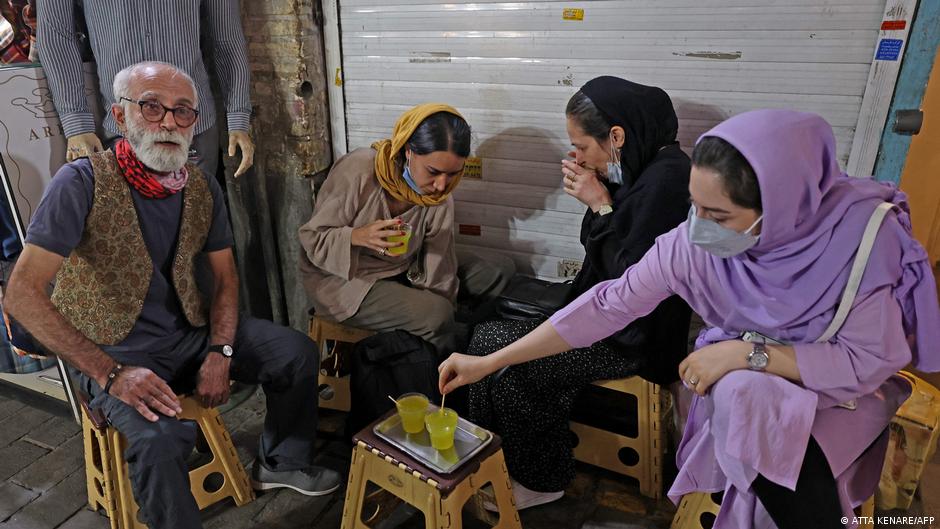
[224,0,331,330]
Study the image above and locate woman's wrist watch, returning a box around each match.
[746,342,769,371]
[595,204,613,216]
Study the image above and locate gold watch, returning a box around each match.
[596,204,613,216]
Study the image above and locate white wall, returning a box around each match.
[331,0,898,278]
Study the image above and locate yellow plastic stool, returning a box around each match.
[308,315,375,412]
[570,376,665,499]
[342,420,521,529]
[81,402,120,529]
[82,395,254,528]
[669,491,722,529]
[878,371,940,510]
[669,491,875,529]
[858,496,875,529]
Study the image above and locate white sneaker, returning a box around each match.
[484,477,564,512]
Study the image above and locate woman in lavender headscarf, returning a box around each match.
[438,109,940,529]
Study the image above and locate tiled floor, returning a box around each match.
[0,383,935,529]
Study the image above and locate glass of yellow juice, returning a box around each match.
[424,408,459,450]
[386,221,412,256]
[395,392,429,434]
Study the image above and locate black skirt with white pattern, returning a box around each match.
[467,318,645,492]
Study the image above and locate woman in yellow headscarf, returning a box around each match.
[299,104,515,353]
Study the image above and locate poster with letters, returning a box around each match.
[0,63,102,240]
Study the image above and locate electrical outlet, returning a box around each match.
[558,259,582,278]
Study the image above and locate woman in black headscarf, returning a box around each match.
[465,76,692,509]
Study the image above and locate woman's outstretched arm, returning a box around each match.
[439,229,683,394]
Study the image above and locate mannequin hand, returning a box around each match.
[66,133,104,161]
[228,131,255,177]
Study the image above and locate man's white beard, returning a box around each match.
[124,119,193,172]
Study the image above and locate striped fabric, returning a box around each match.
[0,14,13,49]
[37,0,251,138]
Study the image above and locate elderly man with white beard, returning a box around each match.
[4,61,341,529]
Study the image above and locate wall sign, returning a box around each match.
[0,64,101,239]
[562,8,583,21]
[875,39,904,61]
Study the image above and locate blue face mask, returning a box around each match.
[606,162,623,186]
[687,204,763,258]
[402,158,425,195]
[606,133,623,185]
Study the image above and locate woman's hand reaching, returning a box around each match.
[438,320,574,395]
[438,352,494,395]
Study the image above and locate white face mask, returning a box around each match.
[606,132,623,185]
[687,204,763,258]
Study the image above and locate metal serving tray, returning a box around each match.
[374,405,493,474]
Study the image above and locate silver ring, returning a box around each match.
[381,248,388,256]
[689,377,699,386]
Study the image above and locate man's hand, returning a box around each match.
[561,159,612,212]
[66,132,104,161]
[228,131,255,178]
[108,366,182,422]
[196,352,231,408]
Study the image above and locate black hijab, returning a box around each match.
[579,76,679,187]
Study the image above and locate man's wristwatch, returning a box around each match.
[746,341,769,371]
[596,204,613,216]
[208,344,234,358]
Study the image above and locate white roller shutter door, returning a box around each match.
[325,0,915,279]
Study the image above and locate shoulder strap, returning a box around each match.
[816,202,894,343]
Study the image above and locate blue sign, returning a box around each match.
[876,39,903,61]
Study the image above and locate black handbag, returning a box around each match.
[495,275,573,321]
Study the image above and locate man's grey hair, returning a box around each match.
[112,61,199,108]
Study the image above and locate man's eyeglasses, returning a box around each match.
[120,97,199,127]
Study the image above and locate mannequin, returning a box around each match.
[37,0,255,178]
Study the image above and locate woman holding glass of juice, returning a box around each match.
[299,103,514,353]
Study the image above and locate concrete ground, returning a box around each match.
[0,384,935,529]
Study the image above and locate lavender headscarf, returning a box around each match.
[686,110,940,370]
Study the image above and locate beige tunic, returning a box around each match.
[298,148,458,321]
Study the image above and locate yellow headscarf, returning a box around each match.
[371,103,466,207]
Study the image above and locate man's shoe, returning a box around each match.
[250,461,342,496]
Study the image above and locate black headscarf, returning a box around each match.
[579,76,679,187]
